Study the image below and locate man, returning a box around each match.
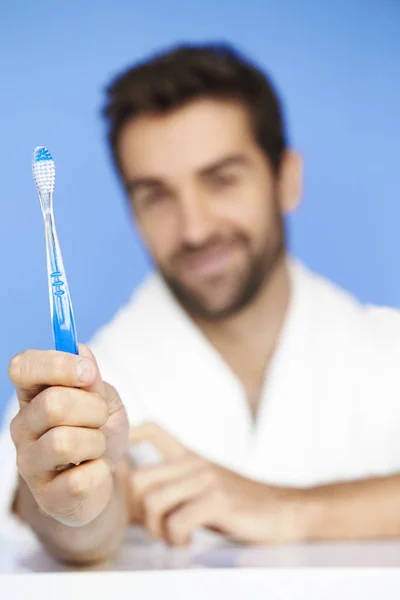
[1,42,400,565]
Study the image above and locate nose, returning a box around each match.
[179,193,216,247]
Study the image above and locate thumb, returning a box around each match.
[78,344,105,397]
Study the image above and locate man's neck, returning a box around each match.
[193,255,291,418]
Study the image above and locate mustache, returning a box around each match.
[171,234,248,264]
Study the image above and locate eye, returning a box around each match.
[139,189,171,210]
[210,172,238,190]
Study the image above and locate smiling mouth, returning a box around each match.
[178,242,241,279]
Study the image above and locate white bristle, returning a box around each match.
[32,147,56,196]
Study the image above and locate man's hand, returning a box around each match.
[129,423,309,546]
[8,345,129,528]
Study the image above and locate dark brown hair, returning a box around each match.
[103,42,287,177]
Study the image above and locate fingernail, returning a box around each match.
[76,359,94,384]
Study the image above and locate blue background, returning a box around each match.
[1,0,399,419]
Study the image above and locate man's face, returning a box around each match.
[118,98,299,320]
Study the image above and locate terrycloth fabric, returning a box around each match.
[2,258,400,541]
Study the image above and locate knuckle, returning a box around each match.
[9,414,21,445]
[39,388,65,425]
[66,469,90,499]
[49,427,71,461]
[15,446,37,481]
[8,352,24,383]
[15,451,28,477]
[18,350,38,379]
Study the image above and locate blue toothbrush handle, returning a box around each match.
[44,214,79,355]
[50,270,79,354]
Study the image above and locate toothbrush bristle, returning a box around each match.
[32,146,55,195]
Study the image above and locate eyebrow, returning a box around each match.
[125,153,250,195]
[198,154,250,178]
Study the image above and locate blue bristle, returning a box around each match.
[34,146,53,162]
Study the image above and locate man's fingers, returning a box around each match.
[11,387,108,442]
[77,344,105,397]
[141,467,215,539]
[130,457,200,525]
[8,347,99,406]
[18,427,107,479]
[131,455,203,498]
[36,458,112,527]
[129,422,189,460]
[165,494,220,546]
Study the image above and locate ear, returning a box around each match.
[278,149,303,215]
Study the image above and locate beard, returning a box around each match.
[158,211,286,322]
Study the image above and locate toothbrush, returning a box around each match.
[32,146,79,355]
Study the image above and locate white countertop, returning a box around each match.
[2,527,400,572]
[2,528,400,599]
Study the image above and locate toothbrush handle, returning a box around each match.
[44,214,79,355]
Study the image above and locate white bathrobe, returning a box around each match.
[1,258,400,541]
